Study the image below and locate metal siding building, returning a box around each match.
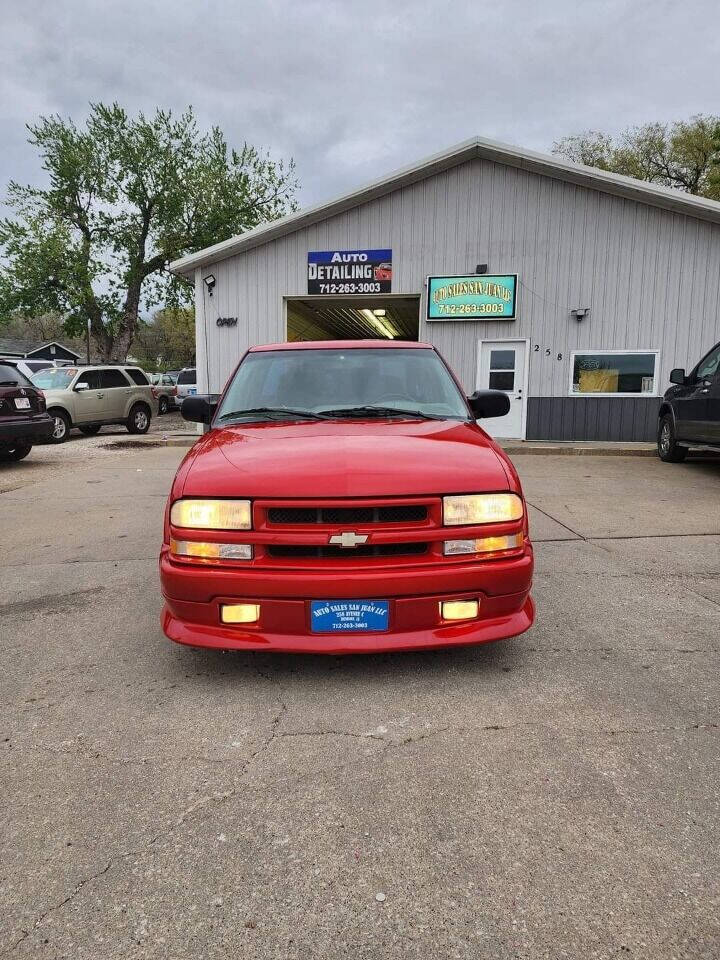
[172,137,720,441]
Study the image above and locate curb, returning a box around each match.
[108,437,662,456]
[499,445,657,458]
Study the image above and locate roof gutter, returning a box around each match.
[170,136,720,278]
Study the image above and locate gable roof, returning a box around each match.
[170,134,720,277]
[0,337,82,359]
[25,340,82,359]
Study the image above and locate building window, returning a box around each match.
[569,350,659,397]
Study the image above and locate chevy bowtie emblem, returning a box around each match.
[328,531,369,549]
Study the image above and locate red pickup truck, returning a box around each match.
[160,341,534,654]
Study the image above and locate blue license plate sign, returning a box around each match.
[311,600,389,633]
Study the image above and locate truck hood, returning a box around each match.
[181,419,512,498]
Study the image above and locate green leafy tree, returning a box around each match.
[133,306,196,371]
[0,103,298,361]
[553,116,720,200]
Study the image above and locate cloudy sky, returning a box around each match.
[1,0,719,212]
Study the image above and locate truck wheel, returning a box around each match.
[79,425,102,436]
[48,409,71,443]
[127,403,151,434]
[657,414,687,462]
[0,442,32,462]
[158,396,169,415]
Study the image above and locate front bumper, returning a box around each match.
[0,415,54,446]
[159,547,534,654]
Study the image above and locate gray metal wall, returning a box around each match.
[526,397,662,441]
[196,157,720,435]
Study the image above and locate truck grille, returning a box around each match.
[267,505,427,525]
[256,497,439,567]
[267,542,428,559]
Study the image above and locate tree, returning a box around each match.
[133,306,196,371]
[1,310,86,354]
[0,104,298,361]
[553,116,720,200]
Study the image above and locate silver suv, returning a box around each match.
[30,365,158,443]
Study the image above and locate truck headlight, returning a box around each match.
[170,499,252,530]
[443,493,523,525]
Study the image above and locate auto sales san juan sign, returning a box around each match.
[427,274,518,320]
[307,249,392,295]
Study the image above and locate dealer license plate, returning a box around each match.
[310,600,389,633]
[14,397,31,410]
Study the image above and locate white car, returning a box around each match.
[175,367,197,402]
[0,357,68,380]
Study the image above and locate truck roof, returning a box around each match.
[249,340,432,352]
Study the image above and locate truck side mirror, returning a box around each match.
[669,368,686,385]
[181,395,219,424]
[467,390,511,419]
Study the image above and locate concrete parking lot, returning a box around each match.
[1,438,719,959]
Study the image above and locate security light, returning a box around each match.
[203,275,216,296]
[571,307,589,321]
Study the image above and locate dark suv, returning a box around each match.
[658,340,720,461]
[0,362,53,462]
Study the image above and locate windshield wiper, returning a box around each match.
[318,405,450,421]
[218,406,330,422]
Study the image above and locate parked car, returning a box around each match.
[30,365,158,443]
[165,370,181,383]
[160,340,534,654]
[175,367,197,401]
[658,340,720,461]
[0,361,53,461]
[0,356,58,380]
[150,373,178,414]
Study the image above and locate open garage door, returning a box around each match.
[286,296,420,342]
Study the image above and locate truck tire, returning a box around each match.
[127,403,151,434]
[657,414,687,462]
[48,409,71,443]
[158,396,169,415]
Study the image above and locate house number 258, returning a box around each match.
[533,345,562,360]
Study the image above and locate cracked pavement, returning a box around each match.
[1,441,719,958]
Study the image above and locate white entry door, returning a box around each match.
[476,340,528,439]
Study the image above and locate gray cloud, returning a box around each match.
[1,0,719,214]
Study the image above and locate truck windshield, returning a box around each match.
[217,348,470,422]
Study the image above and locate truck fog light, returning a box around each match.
[441,599,479,621]
[170,539,253,561]
[443,533,524,555]
[221,603,260,624]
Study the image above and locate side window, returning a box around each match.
[696,345,720,382]
[80,370,102,390]
[125,368,149,386]
[99,369,131,389]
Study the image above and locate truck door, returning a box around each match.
[675,343,720,443]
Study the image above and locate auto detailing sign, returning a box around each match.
[427,274,518,320]
[307,249,392,295]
